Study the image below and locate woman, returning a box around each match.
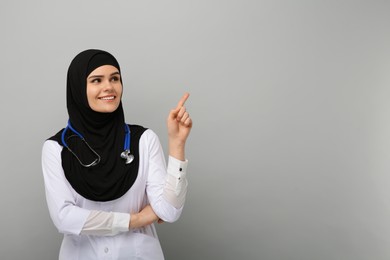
[42,49,192,259]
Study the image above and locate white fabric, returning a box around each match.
[42,129,188,260]
[164,157,188,208]
[81,211,130,236]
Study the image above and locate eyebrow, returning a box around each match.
[88,71,120,79]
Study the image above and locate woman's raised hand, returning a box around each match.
[167,93,193,160]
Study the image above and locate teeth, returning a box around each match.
[100,96,114,100]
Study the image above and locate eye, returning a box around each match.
[90,78,101,84]
[110,76,120,82]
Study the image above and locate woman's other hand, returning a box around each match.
[129,205,161,229]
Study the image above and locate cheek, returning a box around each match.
[86,85,98,104]
[116,84,123,97]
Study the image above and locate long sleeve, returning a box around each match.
[144,130,189,223]
[42,140,90,235]
[42,140,129,236]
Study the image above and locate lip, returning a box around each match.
[98,95,116,101]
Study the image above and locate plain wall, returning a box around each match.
[1,0,390,259]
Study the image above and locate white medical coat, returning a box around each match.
[42,129,188,260]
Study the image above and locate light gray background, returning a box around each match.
[1,0,390,259]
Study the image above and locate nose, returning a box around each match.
[102,79,114,92]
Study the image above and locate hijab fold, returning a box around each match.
[49,49,146,202]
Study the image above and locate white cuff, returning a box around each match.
[164,156,189,208]
[167,156,188,179]
[112,212,130,235]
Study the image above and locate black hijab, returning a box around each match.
[49,49,146,201]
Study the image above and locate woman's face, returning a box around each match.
[86,65,123,113]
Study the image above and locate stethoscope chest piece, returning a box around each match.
[121,149,134,164]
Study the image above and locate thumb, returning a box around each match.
[168,107,180,121]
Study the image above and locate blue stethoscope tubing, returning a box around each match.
[61,120,133,167]
[121,124,134,164]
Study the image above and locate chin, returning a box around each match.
[92,105,120,113]
[103,107,119,113]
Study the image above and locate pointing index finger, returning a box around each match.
[176,92,190,109]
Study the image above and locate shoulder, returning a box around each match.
[42,140,63,159]
[42,140,64,173]
[43,139,62,151]
[141,128,159,140]
[138,128,161,149]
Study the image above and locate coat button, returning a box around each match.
[104,247,109,253]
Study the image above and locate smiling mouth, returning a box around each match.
[99,96,115,100]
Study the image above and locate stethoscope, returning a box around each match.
[61,120,134,167]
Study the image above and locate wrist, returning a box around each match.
[169,142,185,161]
[129,213,139,229]
[168,138,186,147]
